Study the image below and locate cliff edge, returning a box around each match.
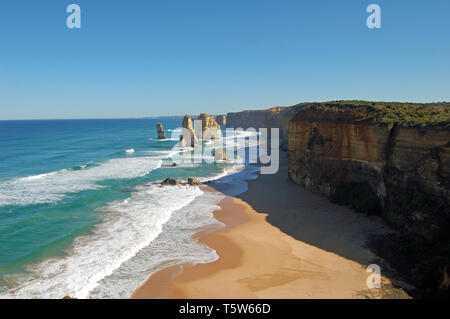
[287,101,450,297]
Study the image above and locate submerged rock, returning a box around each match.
[162,163,178,168]
[156,123,167,139]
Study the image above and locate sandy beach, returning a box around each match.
[132,154,410,299]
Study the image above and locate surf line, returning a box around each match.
[179,303,214,317]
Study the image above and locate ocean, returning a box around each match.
[0,118,259,298]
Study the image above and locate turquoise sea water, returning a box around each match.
[0,118,258,298]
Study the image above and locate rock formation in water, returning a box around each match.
[161,177,201,186]
[156,122,166,139]
[216,115,227,126]
[161,178,181,186]
[212,148,226,161]
[197,113,221,140]
[180,115,198,147]
[187,177,200,186]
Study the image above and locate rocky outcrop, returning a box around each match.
[156,123,166,139]
[287,101,450,240]
[161,178,181,186]
[161,177,201,186]
[180,115,198,147]
[187,177,200,186]
[197,113,221,140]
[216,115,227,126]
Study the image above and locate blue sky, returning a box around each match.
[1,0,449,119]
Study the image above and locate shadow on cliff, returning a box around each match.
[208,151,412,297]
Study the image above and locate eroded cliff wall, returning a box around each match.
[287,102,450,240]
[226,106,302,149]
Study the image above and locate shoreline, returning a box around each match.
[132,167,410,298]
[132,195,394,299]
[132,195,248,299]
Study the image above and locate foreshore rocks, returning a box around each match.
[161,178,181,186]
[160,177,202,186]
[187,177,200,186]
[156,122,167,139]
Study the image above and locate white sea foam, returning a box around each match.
[0,184,204,299]
[88,190,224,298]
[0,157,162,207]
[0,127,261,299]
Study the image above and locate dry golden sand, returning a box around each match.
[132,193,400,299]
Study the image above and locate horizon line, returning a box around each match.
[1,99,449,121]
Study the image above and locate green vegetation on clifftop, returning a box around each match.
[291,100,450,128]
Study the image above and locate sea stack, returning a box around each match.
[212,148,226,161]
[156,123,166,139]
[180,115,198,147]
[197,113,221,140]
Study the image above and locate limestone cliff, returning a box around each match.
[287,101,450,240]
[286,101,450,297]
[226,106,303,149]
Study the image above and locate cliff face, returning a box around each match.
[226,106,302,149]
[287,102,450,240]
[215,115,227,126]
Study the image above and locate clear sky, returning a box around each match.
[1,0,449,120]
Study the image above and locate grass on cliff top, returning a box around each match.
[292,100,450,128]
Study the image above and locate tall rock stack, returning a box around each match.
[197,113,221,140]
[212,148,227,161]
[180,115,198,147]
[156,123,166,139]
